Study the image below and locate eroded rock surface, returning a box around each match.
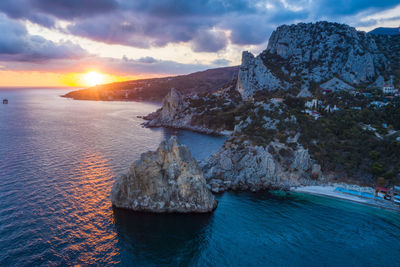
[111,136,217,213]
[201,140,316,193]
[237,21,391,99]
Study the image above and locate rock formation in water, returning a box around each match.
[237,21,392,99]
[110,136,217,213]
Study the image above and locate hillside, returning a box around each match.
[64,66,238,102]
[144,21,400,191]
[372,34,400,87]
[370,27,399,35]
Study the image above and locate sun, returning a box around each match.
[83,71,104,87]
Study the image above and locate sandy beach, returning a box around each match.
[291,185,400,213]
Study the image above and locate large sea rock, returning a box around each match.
[111,136,217,213]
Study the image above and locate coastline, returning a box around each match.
[291,185,400,213]
[143,122,233,136]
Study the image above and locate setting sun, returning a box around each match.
[83,71,104,87]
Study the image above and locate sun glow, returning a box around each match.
[83,71,105,87]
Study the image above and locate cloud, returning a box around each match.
[0,0,400,54]
[32,0,117,20]
[0,0,117,26]
[0,14,87,62]
[191,30,228,52]
[0,55,212,77]
[212,59,231,66]
[313,0,400,17]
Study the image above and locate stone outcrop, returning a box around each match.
[236,51,289,100]
[111,136,217,213]
[320,78,355,92]
[144,86,242,135]
[144,88,219,134]
[201,140,316,193]
[237,21,392,99]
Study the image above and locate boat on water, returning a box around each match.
[2,99,8,104]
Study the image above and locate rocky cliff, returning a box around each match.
[111,136,217,213]
[201,139,318,192]
[200,99,322,192]
[144,84,243,134]
[141,22,400,191]
[237,21,392,99]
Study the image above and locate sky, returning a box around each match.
[0,0,399,87]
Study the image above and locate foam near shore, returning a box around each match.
[291,185,400,213]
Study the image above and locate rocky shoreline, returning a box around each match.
[124,21,400,213]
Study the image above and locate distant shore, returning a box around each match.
[291,185,400,213]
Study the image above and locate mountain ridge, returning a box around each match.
[64,66,238,102]
[237,21,396,100]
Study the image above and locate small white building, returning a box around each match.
[382,84,395,94]
[324,105,339,113]
[305,99,322,109]
[370,101,388,108]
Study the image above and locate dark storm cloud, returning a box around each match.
[0,15,87,62]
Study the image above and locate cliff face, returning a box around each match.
[111,136,217,213]
[144,88,218,134]
[144,85,243,134]
[237,21,391,99]
[200,99,321,192]
[236,51,289,99]
[201,140,317,192]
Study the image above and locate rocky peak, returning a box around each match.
[111,136,217,213]
[159,88,184,121]
[237,21,391,99]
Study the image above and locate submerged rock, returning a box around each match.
[111,136,217,213]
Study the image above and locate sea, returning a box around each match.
[0,88,399,266]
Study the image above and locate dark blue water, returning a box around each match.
[1,89,399,266]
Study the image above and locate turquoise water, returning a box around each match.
[1,89,399,266]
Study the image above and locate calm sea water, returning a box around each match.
[0,89,399,266]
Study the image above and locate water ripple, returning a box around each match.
[0,89,399,266]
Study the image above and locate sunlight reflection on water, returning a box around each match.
[0,89,399,266]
